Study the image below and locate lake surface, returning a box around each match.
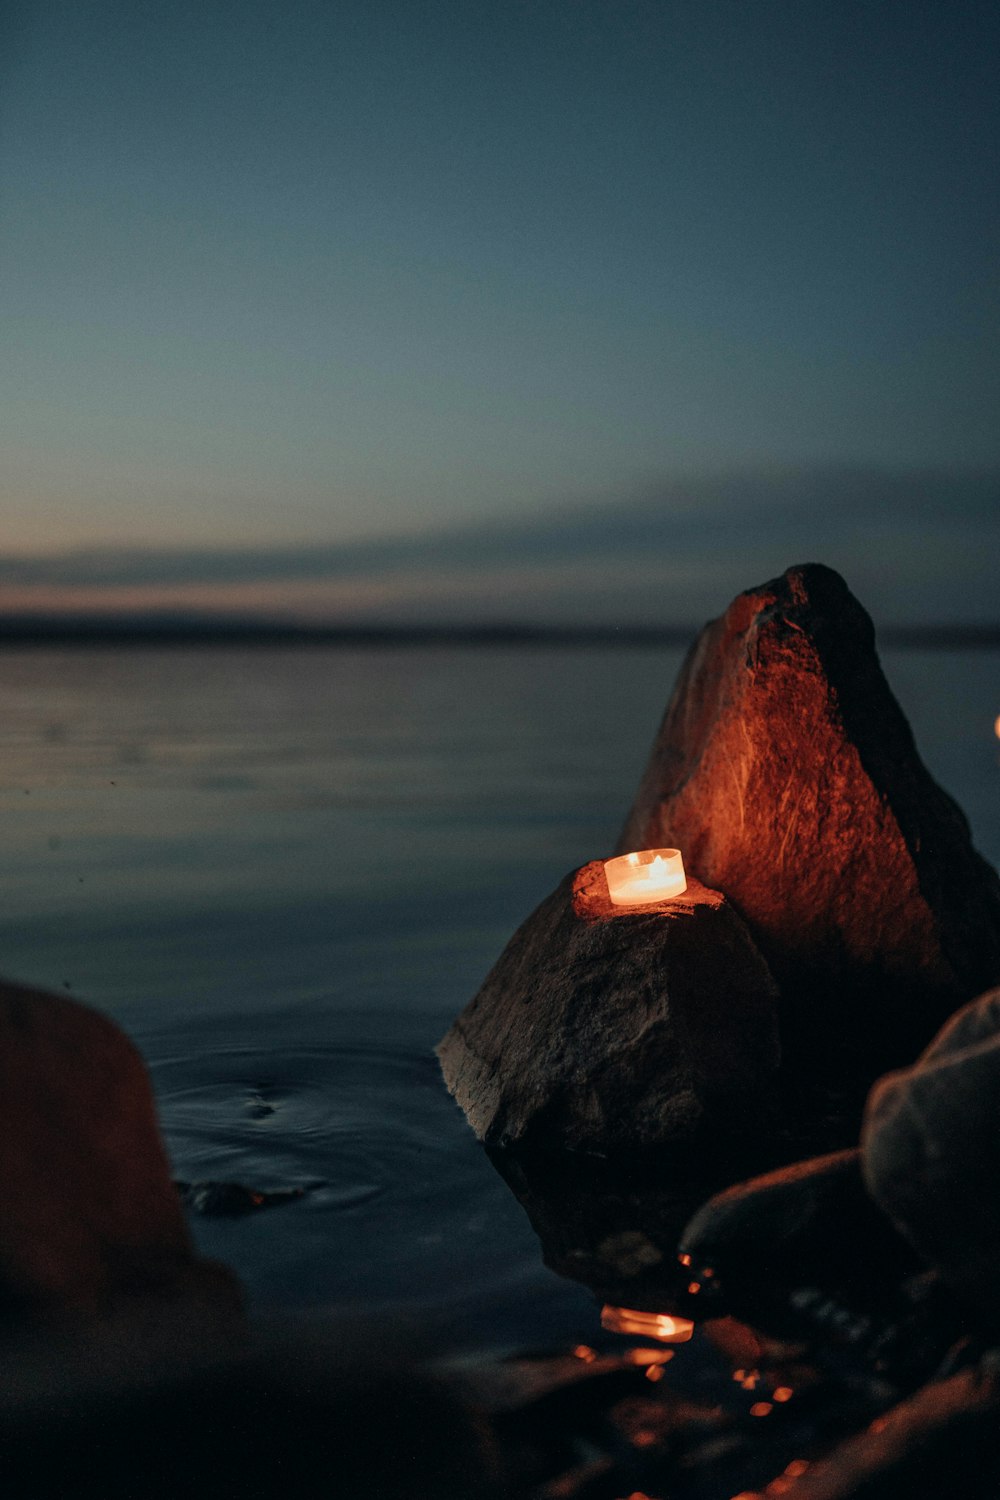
[1,644,998,1353]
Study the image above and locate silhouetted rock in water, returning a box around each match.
[176,1181,307,1217]
[0,978,239,1327]
[863,987,1000,1322]
[437,861,779,1152]
[618,563,1000,1092]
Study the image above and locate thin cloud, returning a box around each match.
[2,466,997,622]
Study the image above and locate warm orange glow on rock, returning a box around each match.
[600,1305,695,1342]
[603,848,687,906]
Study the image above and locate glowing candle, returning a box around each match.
[603,848,687,907]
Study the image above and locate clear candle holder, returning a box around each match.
[603,848,687,906]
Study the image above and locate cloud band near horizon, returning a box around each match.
[2,466,997,626]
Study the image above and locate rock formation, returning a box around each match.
[437,861,780,1153]
[618,563,1000,1082]
[862,986,1000,1319]
[0,977,238,1324]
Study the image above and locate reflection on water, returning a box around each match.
[0,644,997,1351]
[601,1305,695,1342]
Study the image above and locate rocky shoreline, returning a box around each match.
[3,564,999,1497]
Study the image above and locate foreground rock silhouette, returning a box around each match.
[0,978,238,1326]
[863,986,1000,1321]
[437,861,780,1152]
[619,562,1000,1083]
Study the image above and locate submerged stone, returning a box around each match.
[177,1180,307,1216]
[862,987,1000,1320]
[618,563,1000,1083]
[436,861,780,1153]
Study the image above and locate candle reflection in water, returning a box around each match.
[600,1305,695,1342]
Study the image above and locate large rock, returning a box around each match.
[749,1358,1000,1499]
[0,978,238,1323]
[619,563,1000,1080]
[437,861,780,1153]
[862,987,1000,1321]
[679,1148,921,1338]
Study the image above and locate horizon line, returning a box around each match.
[1,615,999,650]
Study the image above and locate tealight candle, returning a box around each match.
[603,848,687,906]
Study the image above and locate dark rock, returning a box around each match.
[862,987,1000,1321]
[0,977,240,1325]
[618,563,1000,1088]
[437,861,780,1153]
[177,1181,307,1216]
[0,1324,499,1500]
[755,1356,1000,1499]
[487,1137,793,1313]
[679,1150,920,1335]
[681,1150,901,1282]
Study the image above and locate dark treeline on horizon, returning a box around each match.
[1,616,999,650]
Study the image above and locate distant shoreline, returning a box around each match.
[2,619,999,649]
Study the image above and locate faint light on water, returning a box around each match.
[625,1347,676,1366]
[600,1305,695,1342]
[995,713,1000,740]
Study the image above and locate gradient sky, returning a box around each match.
[3,0,998,623]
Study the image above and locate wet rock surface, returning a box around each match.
[176,1180,309,1217]
[437,862,780,1152]
[862,986,1000,1319]
[618,563,1000,1091]
[0,978,239,1325]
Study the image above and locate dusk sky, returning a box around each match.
[3,0,998,624]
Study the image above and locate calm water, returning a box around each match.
[1,645,998,1351]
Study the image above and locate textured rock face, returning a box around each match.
[0,978,238,1321]
[862,987,1000,1319]
[619,563,1000,1076]
[437,861,780,1152]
